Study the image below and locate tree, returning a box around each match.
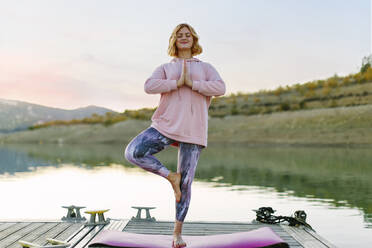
[361,55,372,74]
[274,86,284,96]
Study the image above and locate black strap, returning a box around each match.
[253,207,314,231]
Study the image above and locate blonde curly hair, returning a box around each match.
[167,23,203,57]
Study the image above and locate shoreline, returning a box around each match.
[1,104,372,146]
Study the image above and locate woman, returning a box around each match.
[124,23,226,248]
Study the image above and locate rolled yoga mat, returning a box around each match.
[88,226,289,248]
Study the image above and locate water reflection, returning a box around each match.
[0,143,371,227]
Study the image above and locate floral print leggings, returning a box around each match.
[124,126,203,222]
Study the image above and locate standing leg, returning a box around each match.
[173,142,203,247]
[124,127,175,178]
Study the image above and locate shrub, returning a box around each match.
[231,104,239,115]
[322,86,331,96]
[362,67,372,82]
[330,99,338,108]
[274,86,284,96]
[326,75,339,88]
[306,81,317,91]
[361,55,372,74]
[279,102,290,111]
[299,101,306,109]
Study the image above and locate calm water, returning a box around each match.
[0,143,371,247]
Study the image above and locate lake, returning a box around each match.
[0,143,371,247]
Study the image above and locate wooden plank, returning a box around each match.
[125,221,286,233]
[0,222,32,242]
[73,225,105,248]
[7,222,60,248]
[53,223,85,244]
[65,224,88,242]
[126,220,285,228]
[66,225,95,247]
[104,219,122,231]
[127,220,284,227]
[128,220,265,225]
[42,222,74,246]
[118,219,130,231]
[105,219,130,231]
[305,228,337,248]
[77,219,131,247]
[281,225,333,248]
[0,222,44,247]
[28,222,72,246]
[126,222,284,233]
[0,219,61,223]
[0,223,17,233]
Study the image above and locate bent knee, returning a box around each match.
[124,143,135,162]
[124,142,145,162]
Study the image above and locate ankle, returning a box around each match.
[174,220,183,233]
[166,171,174,180]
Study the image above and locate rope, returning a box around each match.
[253,207,315,231]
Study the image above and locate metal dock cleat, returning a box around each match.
[84,209,110,226]
[131,206,156,221]
[61,205,86,222]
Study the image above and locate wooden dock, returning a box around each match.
[0,218,336,248]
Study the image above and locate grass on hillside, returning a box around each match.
[2,104,372,145]
[28,62,372,130]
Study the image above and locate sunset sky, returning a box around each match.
[0,0,369,112]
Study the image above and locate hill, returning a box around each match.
[27,65,372,130]
[209,71,372,117]
[1,104,371,146]
[0,99,117,133]
[6,56,372,133]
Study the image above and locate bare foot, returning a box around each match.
[167,172,182,202]
[172,234,187,248]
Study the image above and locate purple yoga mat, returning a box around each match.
[88,226,289,248]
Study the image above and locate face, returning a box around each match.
[176,27,193,50]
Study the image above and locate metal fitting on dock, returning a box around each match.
[84,209,110,226]
[131,206,156,221]
[61,205,86,222]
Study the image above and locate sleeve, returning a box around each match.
[191,63,226,97]
[144,64,178,94]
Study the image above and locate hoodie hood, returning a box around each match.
[170,57,202,63]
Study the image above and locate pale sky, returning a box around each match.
[0,0,369,112]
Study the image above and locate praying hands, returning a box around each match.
[177,59,193,88]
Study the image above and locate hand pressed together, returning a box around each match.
[177,59,193,88]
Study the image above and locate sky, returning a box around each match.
[0,0,370,112]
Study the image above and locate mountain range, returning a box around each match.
[0,98,117,133]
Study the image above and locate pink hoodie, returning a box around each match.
[144,57,226,148]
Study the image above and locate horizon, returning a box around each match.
[0,0,369,112]
[0,59,368,113]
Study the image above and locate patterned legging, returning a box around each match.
[124,126,203,222]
